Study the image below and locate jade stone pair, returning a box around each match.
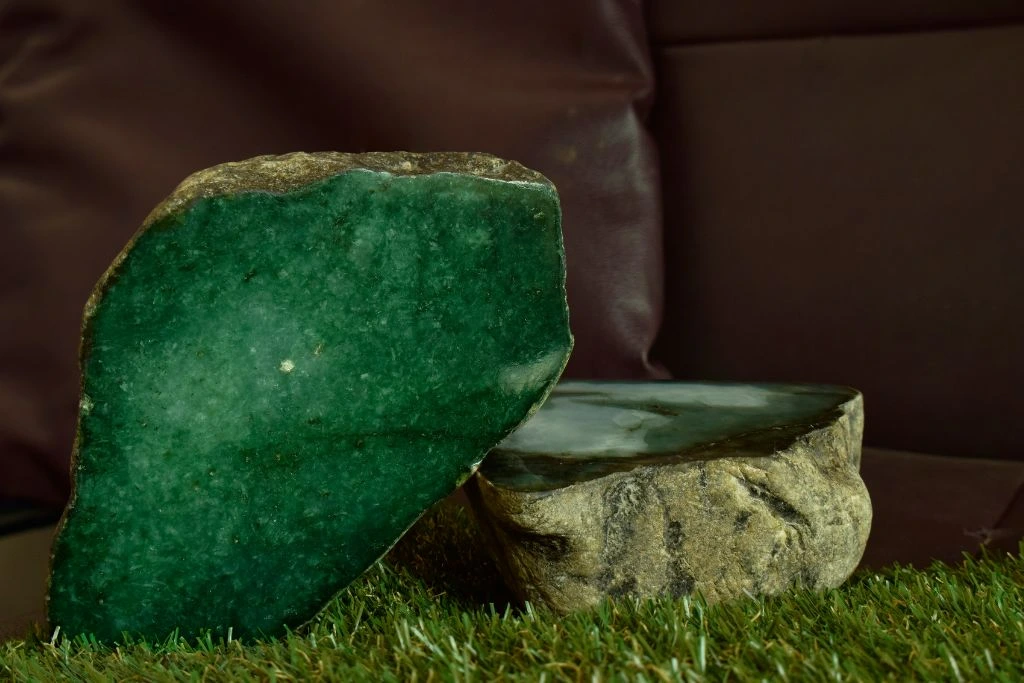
[49,152,871,643]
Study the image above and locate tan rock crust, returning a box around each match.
[467,387,871,613]
[85,151,549,324]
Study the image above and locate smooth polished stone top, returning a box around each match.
[49,152,572,643]
[479,381,859,491]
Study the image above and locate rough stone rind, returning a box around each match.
[85,151,548,324]
[467,391,871,612]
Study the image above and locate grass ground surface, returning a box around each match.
[2,500,1022,682]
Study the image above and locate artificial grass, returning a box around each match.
[3,499,1022,682]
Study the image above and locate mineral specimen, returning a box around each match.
[48,151,572,642]
[468,380,871,612]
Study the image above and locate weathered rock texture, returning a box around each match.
[48,151,572,642]
[467,381,871,612]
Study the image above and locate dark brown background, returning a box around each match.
[2,0,1022,572]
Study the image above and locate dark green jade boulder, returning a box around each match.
[48,152,572,642]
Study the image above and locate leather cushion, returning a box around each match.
[651,24,1024,460]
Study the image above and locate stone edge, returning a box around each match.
[86,151,550,325]
[481,382,864,493]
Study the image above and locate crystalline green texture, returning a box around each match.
[47,152,572,643]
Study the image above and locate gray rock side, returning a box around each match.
[466,381,872,613]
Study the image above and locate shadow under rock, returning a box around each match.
[383,487,520,612]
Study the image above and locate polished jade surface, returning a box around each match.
[480,380,859,491]
[48,154,572,643]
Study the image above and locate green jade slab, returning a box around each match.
[48,152,572,643]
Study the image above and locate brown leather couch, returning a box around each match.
[2,0,1022,603]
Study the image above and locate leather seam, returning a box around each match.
[652,18,1024,50]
